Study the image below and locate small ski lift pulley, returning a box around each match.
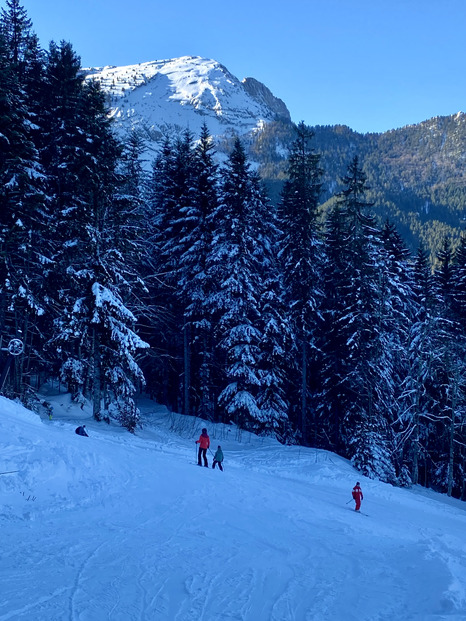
[7,338,24,356]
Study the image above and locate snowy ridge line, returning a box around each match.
[83,55,291,151]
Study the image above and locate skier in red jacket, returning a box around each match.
[352,482,363,511]
[196,428,210,467]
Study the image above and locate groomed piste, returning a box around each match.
[1,390,466,621]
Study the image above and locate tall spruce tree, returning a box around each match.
[256,261,291,438]
[278,121,323,443]
[206,138,263,428]
[42,40,96,403]
[0,0,32,76]
[326,156,396,481]
[451,235,466,498]
[318,198,352,451]
[379,220,416,483]
[403,244,439,486]
[148,131,198,415]
[140,137,181,410]
[43,42,148,429]
[0,5,45,398]
[432,238,466,495]
[181,124,219,419]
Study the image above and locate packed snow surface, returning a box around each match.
[1,389,466,621]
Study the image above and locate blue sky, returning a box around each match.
[25,0,466,134]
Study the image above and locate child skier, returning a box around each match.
[212,445,224,471]
[352,482,363,511]
[196,428,210,467]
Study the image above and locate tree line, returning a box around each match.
[1,0,465,499]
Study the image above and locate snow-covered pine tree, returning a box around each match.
[119,130,147,211]
[39,40,92,403]
[248,169,290,437]
[431,238,466,496]
[318,198,353,451]
[139,137,181,410]
[180,123,219,419]
[0,4,46,397]
[0,0,32,76]
[277,121,323,444]
[42,41,148,430]
[451,235,466,499]
[172,129,208,417]
[144,131,198,415]
[206,138,262,428]
[115,129,150,311]
[86,283,148,432]
[400,240,465,493]
[328,156,396,482]
[402,244,438,486]
[256,267,291,439]
[379,220,417,484]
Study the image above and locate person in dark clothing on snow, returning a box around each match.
[75,425,89,437]
[212,445,224,471]
[352,482,363,511]
[196,428,210,467]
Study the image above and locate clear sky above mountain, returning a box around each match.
[26,0,466,134]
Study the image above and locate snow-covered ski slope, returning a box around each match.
[1,391,466,621]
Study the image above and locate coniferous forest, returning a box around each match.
[1,0,466,500]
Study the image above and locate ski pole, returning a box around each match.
[346,498,354,504]
[0,470,19,475]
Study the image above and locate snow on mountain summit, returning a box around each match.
[83,56,291,144]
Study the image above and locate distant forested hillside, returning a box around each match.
[255,115,466,263]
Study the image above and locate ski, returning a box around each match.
[348,507,369,516]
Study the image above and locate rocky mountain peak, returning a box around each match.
[242,77,290,122]
[84,56,292,147]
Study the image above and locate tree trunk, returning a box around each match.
[301,337,307,439]
[447,372,457,497]
[92,327,102,420]
[411,393,420,486]
[200,330,212,419]
[183,321,190,416]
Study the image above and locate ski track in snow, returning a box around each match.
[1,395,466,620]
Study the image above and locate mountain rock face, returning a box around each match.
[241,77,290,123]
[83,56,291,146]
